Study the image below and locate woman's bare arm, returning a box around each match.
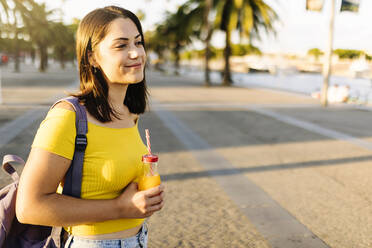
[16,147,164,227]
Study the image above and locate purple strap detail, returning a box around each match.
[53,96,87,198]
[2,155,24,182]
[49,96,87,246]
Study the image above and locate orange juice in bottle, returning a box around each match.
[139,154,161,191]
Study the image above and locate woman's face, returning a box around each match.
[92,18,146,85]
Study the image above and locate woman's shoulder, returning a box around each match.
[32,101,77,160]
[53,101,75,112]
[47,101,77,119]
[42,101,76,127]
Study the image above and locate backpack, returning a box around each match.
[0,96,87,248]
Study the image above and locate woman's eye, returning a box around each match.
[117,44,127,48]
[136,41,144,46]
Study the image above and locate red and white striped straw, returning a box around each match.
[145,129,152,154]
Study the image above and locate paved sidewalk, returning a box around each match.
[145,71,372,248]
[1,67,372,247]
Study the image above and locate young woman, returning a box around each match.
[15,6,164,248]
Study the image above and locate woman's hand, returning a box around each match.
[115,182,165,218]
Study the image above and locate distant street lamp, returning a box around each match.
[320,0,335,107]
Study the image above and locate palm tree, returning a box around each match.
[19,1,54,72]
[51,22,76,69]
[185,0,214,86]
[1,0,69,72]
[215,0,278,86]
[148,1,214,80]
[2,0,38,72]
[160,5,196,75]
[145,27,168,72]
[9,0,28,72]
[203,0,213,87]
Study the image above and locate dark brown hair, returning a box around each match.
[74,6,148,122]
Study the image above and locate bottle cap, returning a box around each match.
[142,154,158,163]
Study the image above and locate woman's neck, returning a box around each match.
[107,83,129,116]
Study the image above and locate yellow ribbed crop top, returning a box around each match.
[31,107,148,236]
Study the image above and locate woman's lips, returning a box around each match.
[125,63,142,69]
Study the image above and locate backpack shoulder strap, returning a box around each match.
[2,155,24,182]
[52,96,87,198]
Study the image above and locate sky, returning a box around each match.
[34,0,372,55]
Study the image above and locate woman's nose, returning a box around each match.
[128,48,139,59]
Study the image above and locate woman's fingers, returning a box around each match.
[143,184,164,198]
[118,183,165,218]
[147,200,164,213]
[146,193,164,207]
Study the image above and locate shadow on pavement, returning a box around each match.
[161,154,372,182]
[140,108,372,154]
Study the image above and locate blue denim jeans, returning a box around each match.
[64,223,148,248]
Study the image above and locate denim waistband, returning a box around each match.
[64,222,148,248]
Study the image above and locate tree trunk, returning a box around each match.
[223,28,232,86]
[59,47,65,69]
[174,43,181,76]
[60,59,65,69]
[31,49,35,63]
[14,39,20,73]
[45,51,49,70]
[205,40,211,86]
[13,29,20,73]
[204,0,212,87]
[39,45,47,72]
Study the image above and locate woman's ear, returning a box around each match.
[88,50,98,68]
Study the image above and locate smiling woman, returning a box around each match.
[15,6,164,248]
[91,18,146,85]
[75,6,148,123]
